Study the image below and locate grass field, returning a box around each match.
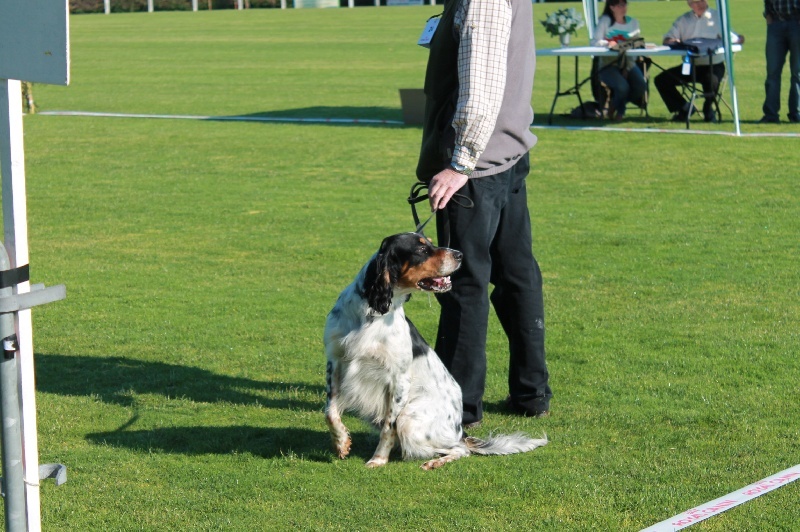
[3,0,800,529]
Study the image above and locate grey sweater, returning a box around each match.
[416,0,537,181]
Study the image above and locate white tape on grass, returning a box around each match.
[642,464,800,531]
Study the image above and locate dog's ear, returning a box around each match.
[365,252,393,315]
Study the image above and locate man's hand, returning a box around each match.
[428,167,469,211]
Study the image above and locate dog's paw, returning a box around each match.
[421,453,462,470]
[365,457,388,468]
[420,458,445,471]
[334,436,351,459]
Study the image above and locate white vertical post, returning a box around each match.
[281,0,286,8]
[717,0,741,136]
[0,79,41,532]
[1,3,69,529]
[237,0,243,8]
[192,0,198,11]
[104,0,111,14]
[148,0,154,12]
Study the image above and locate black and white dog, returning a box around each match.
[324,232,547,470]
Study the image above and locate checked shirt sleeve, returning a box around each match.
[451,0,512,171]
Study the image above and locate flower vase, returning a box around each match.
[559,33,571,47]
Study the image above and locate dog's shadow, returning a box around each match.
[85,424,377,462]
[36,353,379,461]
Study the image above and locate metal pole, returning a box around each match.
[717,0,741,136]
[0,244,26,532]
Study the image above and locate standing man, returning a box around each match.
[760,0,800,123]
[416,0,552,428]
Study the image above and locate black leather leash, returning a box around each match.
[407,181,474,245]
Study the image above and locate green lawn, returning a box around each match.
[4,1,799,529]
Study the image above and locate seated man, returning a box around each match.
[654,0,743,123]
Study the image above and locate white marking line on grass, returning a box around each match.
[641,464,800,531]
[37,110,405,125]
[530,124,800,138]
[37,111,800,137]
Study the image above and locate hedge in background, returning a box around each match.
[69,0,282,13]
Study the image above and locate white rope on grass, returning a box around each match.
[36,110,800,138]
[641,464,800,531]
[530,123,800,138]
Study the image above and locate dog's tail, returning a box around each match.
[464,433,547,456]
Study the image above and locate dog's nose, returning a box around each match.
[453,250,463,262]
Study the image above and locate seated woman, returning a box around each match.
[591,0,648,120]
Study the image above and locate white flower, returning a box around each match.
[540,8,585,38]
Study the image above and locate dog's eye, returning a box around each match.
[416,246,430,256]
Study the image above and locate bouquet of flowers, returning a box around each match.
[540,8,585,38]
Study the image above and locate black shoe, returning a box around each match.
[681,103,700,117]
[704,109,718,123]
[789,115,800,123]
[671,112,688,123]
[758,116,780,124]
[504,395,550,418]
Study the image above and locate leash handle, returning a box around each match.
[407,181,429,229]
[408,181,474,247]
[407,181,474,228]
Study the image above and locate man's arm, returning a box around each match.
[663,16,683,45]
[428,0,512,211]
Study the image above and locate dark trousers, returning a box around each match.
[763,19,800,121]
[434,153,551,425]
[655,63,725,114]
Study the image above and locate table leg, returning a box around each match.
[547,56,562,125]
[574,56,585,117]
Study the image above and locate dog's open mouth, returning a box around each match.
[418,276,452,293]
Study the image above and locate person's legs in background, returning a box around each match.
[786,20,800,122]
[626,64,648,110]
[655,66,689,119]
[699,63,725,122]
[762,19,789,122]
[598,65,630,119]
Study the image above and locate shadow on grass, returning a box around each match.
[37,354,384,461]
[35,353,324,412]
[85,425,376,462]
[221,106,409,127]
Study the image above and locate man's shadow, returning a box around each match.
[217,106,410,128]
[35,353,321,410]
